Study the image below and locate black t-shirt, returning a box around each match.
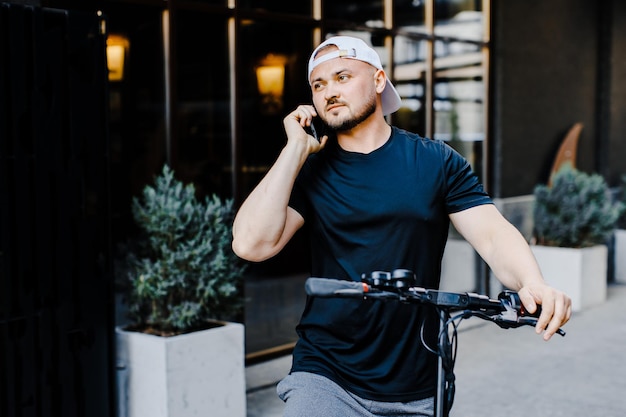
[288,126,492,402]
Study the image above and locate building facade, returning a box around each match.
[2,2,626,414]
[39,0,626,357]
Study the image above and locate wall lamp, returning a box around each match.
[106,34,130,82]
[256,53,287,114]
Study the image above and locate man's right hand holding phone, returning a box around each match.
[283,105,329,153]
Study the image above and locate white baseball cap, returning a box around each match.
[307,36,402,116]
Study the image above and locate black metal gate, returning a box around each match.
[1,3,113,417]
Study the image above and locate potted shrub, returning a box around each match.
[531,165,624,311]
[614,175,626,284]
[116,165,248,417]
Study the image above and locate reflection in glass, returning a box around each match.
[435,8,483,43]
[324,0,384,26]
[392,1,485,173]
[434,0,482,31]
[393,0,425,32]
[238,0,312,15]
[238,19,312,192]
[183,0,227,5]
[432,33,484,171]
[102,4,166,245]
[393,33,428,136]
[175,12,231,197]
[433,74,484,168]
[238,18,314,285]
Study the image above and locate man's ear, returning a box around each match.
[374,69,387,93]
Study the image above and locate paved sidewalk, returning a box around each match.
[246,283,626,417]
[246,355,290,417]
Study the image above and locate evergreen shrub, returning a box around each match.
[125,165,246,336]
[533,165,625,248]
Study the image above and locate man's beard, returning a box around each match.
[326,96,377,132]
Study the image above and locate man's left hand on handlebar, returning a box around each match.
[517,283,572,340]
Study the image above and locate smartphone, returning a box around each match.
[305,116,328,142]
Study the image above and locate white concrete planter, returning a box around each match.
[614,229,626,284]
[116,321,246,417]
[440,238,477,292]
[531,244,607,312]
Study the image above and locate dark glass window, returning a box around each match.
[392,0,485,175]
[324,0,384,25]
[433,6,484,174]
[238,18,313,192]
[184,0,228,5]
[40,0,490,359]
[102,3,167,243]
[394,0,425,30]
[238,0,313,15]
[393,32,428,136]
[174,11,231,198]
[435,0,482,27]
[435,1,483,41]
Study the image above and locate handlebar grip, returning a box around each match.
[500,290,542,317]
[305,278,368,297]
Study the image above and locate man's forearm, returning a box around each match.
[486,225,545,291]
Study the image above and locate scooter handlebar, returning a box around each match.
[305,278,369,297]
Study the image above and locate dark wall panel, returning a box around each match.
[0,3,112,417]
[608,0,626,186]
[491,0,599,197]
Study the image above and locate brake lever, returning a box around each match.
[492,313,566,336]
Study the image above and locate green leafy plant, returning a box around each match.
[533,165,625,248]
[125,165,246,336]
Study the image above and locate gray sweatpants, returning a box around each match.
[277,372,434,417]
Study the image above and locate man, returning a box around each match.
[232,36,571,417]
